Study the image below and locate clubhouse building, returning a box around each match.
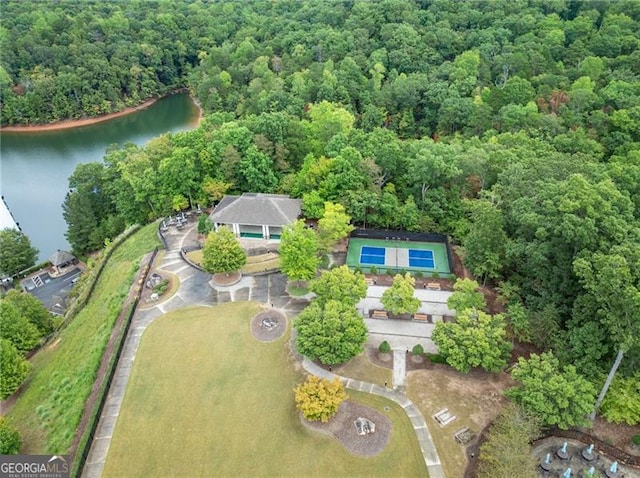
[209,193,301,240]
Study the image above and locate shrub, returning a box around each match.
[369,265,377,274]
[426,353,447,364]
[153,279,169,296]
[379,341,391,354]
[354,265,362,273]
[431,271,440,279]
[0,418,21,454]
[386,268,394,275]
[294,376,347,422]
[633,435,640,446]
[414,271,424,278]
[412,344,424,356]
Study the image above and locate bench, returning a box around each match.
[365,278,376,286]
[413,313,429,322]
[433,407,457,426]
[426,282,441,290]
[372,310,388,319]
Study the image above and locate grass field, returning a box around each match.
[6,223,161,454]
[103,302,426,477]
[346,237,451,275]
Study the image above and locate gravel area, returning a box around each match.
[302,401,391,456]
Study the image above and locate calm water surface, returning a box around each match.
[0,93,199,261]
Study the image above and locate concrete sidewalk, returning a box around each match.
[302,358,445,478]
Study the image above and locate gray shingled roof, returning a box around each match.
[49,250,75,266]
[210,193,301,226]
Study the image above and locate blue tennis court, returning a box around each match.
[360,246,386,265]
[409,249,435,269]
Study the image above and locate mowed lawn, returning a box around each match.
[103,302,426,477]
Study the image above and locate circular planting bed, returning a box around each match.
[211,271,242,287]
[250,309,287,342]
[302,401,391,456]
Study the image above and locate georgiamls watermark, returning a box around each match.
[0,455,69,478]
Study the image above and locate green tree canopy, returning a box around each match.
[0,339,31,400]
[317,202,354,253]
[310,265,367,308]
[0,302,42,355]
[294,299,367,365]
[280,220,320,285]
[506,352,597,429]
[0,228,38,277]
[447,278,486,312]
[294,375,348,423]
[2,289,55,336]
[478,403,540,478]
[381,273,420,315]
[201,226,247,276]
[432,308,512,373]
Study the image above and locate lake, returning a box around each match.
[0,93,200,262]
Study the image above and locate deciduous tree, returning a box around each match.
[294,300,367,365]
[294,375,348,422]
[2,289,55,336]
[201,226,247,276]
[280,220,320,286]
[0,302,42,355]
[478,404,540,478]
[310,265,367,307]
[506,352,597,429]
[447,278,486,312]
[317,202,354,253]
[0,417,21,454]
[0,339,30,400]
[381,273,420,315]
[432,308,511,373]
[0,228,38,277]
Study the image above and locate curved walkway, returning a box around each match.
[83,222,444,478]
[302,358,445,478]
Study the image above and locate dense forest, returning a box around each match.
[2,0,639,424]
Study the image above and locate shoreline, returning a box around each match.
[0,92,202,133]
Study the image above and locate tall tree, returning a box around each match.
[201,226,247,276]
[381,273,420,315]
[0,339,31,400]
[294,299,367,365]
[462,199,508,285]
[2,290,55,336]
[573,250,640,420]
[0,228,38,277]
[506,352,597,429]
[432,308,512,373]
[310,265,367,307]
[280,220,320,286]
[317,202,354,253]
[447,278,486,312]
[0,302,42,355]
[478,404,540,478]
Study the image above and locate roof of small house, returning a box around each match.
[49,250,75,266]
[210,193,301,227]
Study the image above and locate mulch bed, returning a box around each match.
[366,347,431,372]
[250,309,287,342]
[211,271,241,286]
[301,400,391,456]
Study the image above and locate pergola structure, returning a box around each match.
[210,193,301,240]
